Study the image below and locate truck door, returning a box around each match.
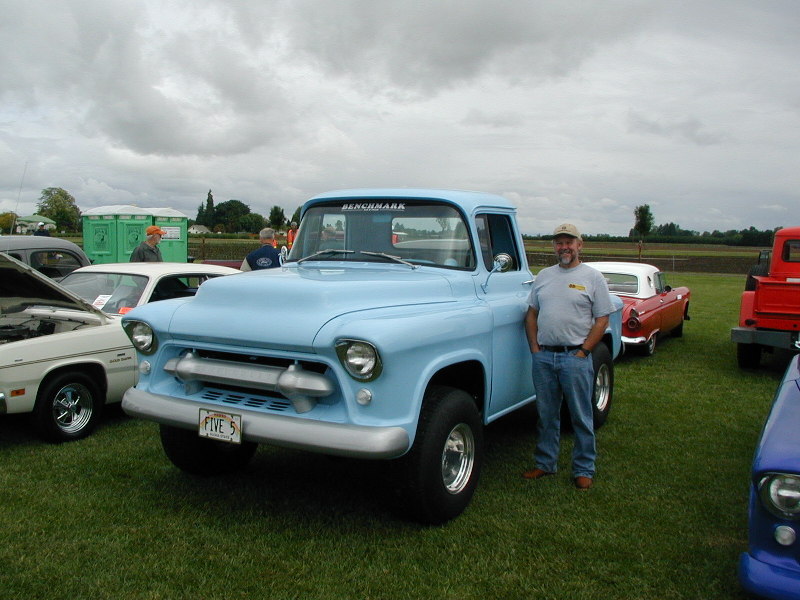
[475,213,535,419]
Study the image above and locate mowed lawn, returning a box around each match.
[0,272,788,600]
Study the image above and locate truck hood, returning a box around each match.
[164,264,460,350]
[0,252,108,319]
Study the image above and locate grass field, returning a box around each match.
[0,272,790,599]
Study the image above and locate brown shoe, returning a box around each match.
[574,476,593,490]
[522,468,555,480]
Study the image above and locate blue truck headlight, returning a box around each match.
[336,339,382,382]
[759,473,800,519]
[123,320,158,355]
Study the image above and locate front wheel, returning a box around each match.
[591,343,614,429]
[160,425,258,476]
[397,386,483,525]
[33,372,103,442]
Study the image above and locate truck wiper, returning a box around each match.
[359,251,418,269]
[296,249,354,264]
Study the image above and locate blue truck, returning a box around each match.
[121,188,623,524]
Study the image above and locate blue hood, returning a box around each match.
[164,264,459,351]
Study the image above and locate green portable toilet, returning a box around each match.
[82,205,152,264]
[148,208,188,262]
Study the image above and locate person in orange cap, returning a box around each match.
[130,225,166,262]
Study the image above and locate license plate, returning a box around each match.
[198,409,242,444]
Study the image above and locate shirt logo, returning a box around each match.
[569,283,586,291]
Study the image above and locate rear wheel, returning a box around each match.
[160,424,258,476]
[737,343,762,369]
[641,334,657,356]
[33,372,103,442]
[591,343,613,429]
[397,386,483,525]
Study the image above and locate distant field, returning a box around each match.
[62,235,766,274]
[524,239,763,258]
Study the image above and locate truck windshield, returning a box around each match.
[287,201,476,269]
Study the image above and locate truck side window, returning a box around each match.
[475,214,521,271]
[784,240,800,262]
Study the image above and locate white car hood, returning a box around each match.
[0,252,108,319]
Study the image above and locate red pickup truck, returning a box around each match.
[732,226,800,368]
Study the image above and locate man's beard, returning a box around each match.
[558,251,575,266]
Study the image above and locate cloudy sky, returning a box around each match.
[1,0,797,236]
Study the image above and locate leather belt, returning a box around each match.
[540,345,582,352]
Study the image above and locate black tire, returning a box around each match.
[33,371,103,442]
[397,386,483,525]
[737,343,762,369]
[745,263,769,291]
[591,343,614,429]
[159,424,258,476]
[672,318,684,338]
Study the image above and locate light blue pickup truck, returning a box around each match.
[121,189,623,524]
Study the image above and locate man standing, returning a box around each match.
[523,223,615,490]
[286,221,299,249]
[241,228,281,271]
[130,225,166,262]
[33,222,51,236]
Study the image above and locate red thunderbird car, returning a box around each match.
[586,262,690,356]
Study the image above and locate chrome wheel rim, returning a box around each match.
[594,363,611,413]
[441,423,475,494]
[51,383,94,434]
[646,335,656,355]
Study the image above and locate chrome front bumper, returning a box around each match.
[122,387,410,459]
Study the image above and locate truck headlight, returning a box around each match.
[123,320,158,355]
[759,473,800,519]
[336,339,382,382]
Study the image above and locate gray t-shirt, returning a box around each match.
[527,262,615,346]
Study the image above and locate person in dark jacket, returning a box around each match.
[129,225,166,262]
[33,222,51,236]
[241,228,281,271]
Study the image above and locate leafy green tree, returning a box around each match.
[37,187,81,231]
[291,206,302,226]
[268,205,286,231]
[199,190,215,227]
[215,199,251,231]
[0,211,17,234]
[239,213,266,234]
[632,204,654,240]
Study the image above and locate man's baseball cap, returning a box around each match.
[553,223,581,240]
[37,222,45,227]
[146,225,166,236]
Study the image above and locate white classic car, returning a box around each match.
[0,254,238,442]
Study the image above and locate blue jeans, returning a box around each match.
[531,350,596,478]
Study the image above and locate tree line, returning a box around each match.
[0,191,783,247]
[192,190,301,234]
